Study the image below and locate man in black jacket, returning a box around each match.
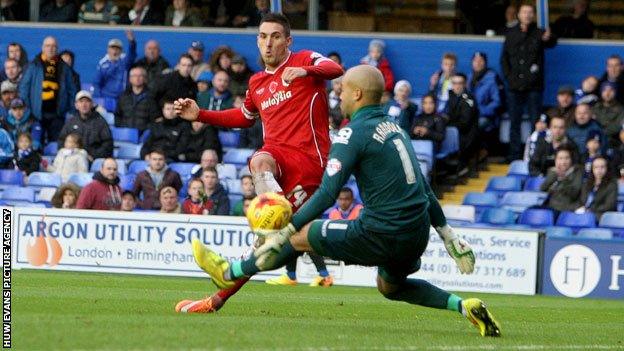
[140,100,190,162]
[115,66,160,132]
[501,3,557,161]
[529,115,579,176]
[445,73,479,175]
[58,90,113,161]
[598,55,624,105]
[179,121,222,163]
[152,54,197,107]
[134,40,170,90]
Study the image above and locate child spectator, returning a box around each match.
[2,98,42,151]
[182,178,212,215]
[47,133,89,182]
[582,131,603,178]
[524,114,550,161]
[360,39,394,93]
[384,80,417,132]
[0,126,14,168]
[231,175,255,216]
[13,133,40,175]
[540,145,583,217]
[159,186,181,213]
[51,183,80,209]
[575,75,599,106]
[429,52,457,112]
[120,190,136,211]
[576,156,618,221]
[195,71,212,103]
[329,187,363,220]
[410,94,446,152]
[199,167,229,215]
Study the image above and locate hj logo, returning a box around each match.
[550,244,601,298]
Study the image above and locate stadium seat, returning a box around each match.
[119,174,135,191]
[116,143,142,160]
[128,160,147,175]
[442,205,475,224]
[411,140,434,171]
[226,179,242,195]
[111,127,140,143]
[435,126,459,159]
[577,228,613,240]
[103,97,117,112]
[228,194,242,212]
[598,212,624,237]
[219,131,241,148]
[90,158,127,175]
[223,148,255,166]
[2,187,35,203]
[218,163,238,180]
[103,112,115,125]
[67,172,94,188]
[139,129,151,143]
[170,163,196,180]
[507,160,529,181]
[485,176,522,195]
[92,97,106,109]
[556,211,597,232]
[618,183,624,202]
[36,187,57,202]
[28,172,62,188]
[418,161,429,181]
[545,226,573,238]
[0,170,24,187]
[500,191,547,213]
[518,208,554,228]
[524,176,545,191]
[43,142,58,156]
[462,192,498,217]
[478,208,516,225]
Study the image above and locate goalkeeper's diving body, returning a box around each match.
[187,65,501,337]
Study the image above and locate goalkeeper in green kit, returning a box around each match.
[190,65,501,337]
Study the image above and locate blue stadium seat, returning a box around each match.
[103,112,115,125]
[599,212,624,237]
[67,172,94,188]
[90,158,127,175]
[219,131,241,148]
[462,192,498,217]
[545,226,574,238]
[128,160,147,175]
[619,202,624,212]
[228,194,242,213]
[36,187,57,203]
[2,187,35,203]
[43,142,58,156]
[223,149,255,166]
[119,174,135,191]
[518,208,554,228]
[577,228,613,240]
[485,176,522,195]
[442,205,475,225]
[478,208,516,225]
[524,176,545,191]
[226,178,242,195]
[218,164,238,180]
[411,140,434,171]
[618,183,624,202]
[28,172,62,188]
[0,170,24,187]
[139,129,151,143]
[116,143,142,160]
[111,127,139,143]
[103,97,117,112]
[435,127,459,159]
[556,211,597,232]
[92,97,106,109]
[500,191,547,213]
[178,182,188,199]
[507,160,529,181]
[169,163,196,180]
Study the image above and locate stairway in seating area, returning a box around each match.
[438,163,509,207]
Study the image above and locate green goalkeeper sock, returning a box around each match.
[384,278,451,310]
[228,242,299,279]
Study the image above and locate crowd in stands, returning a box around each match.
[0,4,622,232]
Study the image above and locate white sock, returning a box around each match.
[252,171,283,194]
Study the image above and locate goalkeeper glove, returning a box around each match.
[253,223,297,270]
[435,224,475,274]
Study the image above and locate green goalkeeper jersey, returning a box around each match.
[292,104,446,233]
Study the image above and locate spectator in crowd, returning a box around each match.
[529,115,578,176]
[182,178,212,215]
[199,70,233,112]
[496,4,518,35]
[140,100,190,161]
[133,149,183,210]
[467,51,503,151]
[383,80,416,132]
[328,76,342,118]
[575,75,600,106]
[241,193,254,215]
[582,130,603,178]
[135,40,170,90]
[19,36,77,144]
[0,81,17,120]
[120,190,137,211]
[13,133,40,175]
[179,121,222,163]
[1,0,29,21]
[6,42,28,72]
[429,52,457,113]
[78,0,120,24]
[551,0,594,39]
[199,166,229,215]
[165,0,202,27]
[51,183,80,209]
[2,97,42,151]
[227,55,253,96]
[232,0,269,27]
[39,0,78,22]
[540,144,583,216]
[2,58,22,85]
[120,0,164,25]
[410,94,446,152]
[599,55,624,105]
[0,126,13,168]
[327,51,344,69]
[329,187,363,220]
[191,148,219,177]
[59,50,81,93]
[524,114,549,162]
[209,46,235,73]
[114,66,160,132]
[76,158,122,210]
[47,132,89,182]
[159,186,181,213]
[152,54,197,106]
[195,71,212,104]
[501,3,557,161]
[593,82,624,149]
[231,174,255,215]
[567,103,605,155]
[546,85,576,126]
[58,90,113,161]
[360,39,394,93]
[610,125,624,177]
[576,156,617,220]
[238,119,263,150]
[187,41,210,81]
[445,73,479,176]
[94,31,137,100]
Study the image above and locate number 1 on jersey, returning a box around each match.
[393,138,417,184]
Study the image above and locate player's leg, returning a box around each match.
[265,258,298,285]
[308,253,333,287]
[249,152,283,194]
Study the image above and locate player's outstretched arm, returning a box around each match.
[174,98,255,129]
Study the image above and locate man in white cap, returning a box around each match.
[0,81,17,120]
[93,30,137,100]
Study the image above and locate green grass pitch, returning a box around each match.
[13,269,624,350]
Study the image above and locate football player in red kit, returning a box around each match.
[174,12,343,313]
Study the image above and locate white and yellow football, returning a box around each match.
[246,192,293,231]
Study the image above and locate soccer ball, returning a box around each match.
[246,192,293,231]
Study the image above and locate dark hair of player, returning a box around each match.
[260,12,291,37]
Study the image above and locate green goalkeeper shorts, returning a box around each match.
[307,217,430,284]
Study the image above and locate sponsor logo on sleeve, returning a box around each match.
[326,158,342,177]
